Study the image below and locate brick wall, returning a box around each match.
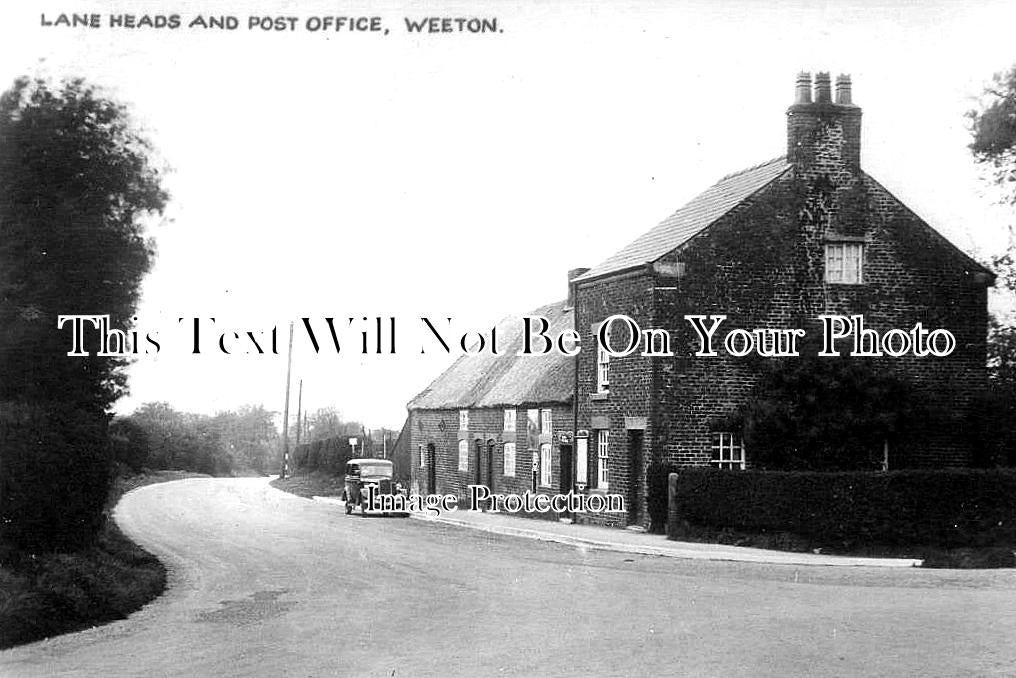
[574,271,656,528]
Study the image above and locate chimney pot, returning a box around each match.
[814,72,832,103]
[794,72,812,104]
[835,74,852,105]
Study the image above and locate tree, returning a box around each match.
[0,77,167,409]
[969,65,1016,208]
[305,407,363,443]
[969,65,1016,466]
[0,77,167,551]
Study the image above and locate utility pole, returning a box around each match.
[280,321,294,480]
[295,379,303,446]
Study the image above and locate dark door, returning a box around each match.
[486,442,495,491]
[627,431,643,526]
[474,440,483,487]
[559,444,573,494]
[426,444,436,494]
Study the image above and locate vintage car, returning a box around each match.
[342,458,407,516]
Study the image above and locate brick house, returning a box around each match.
[407,299,578,515]
[571,72,994,528]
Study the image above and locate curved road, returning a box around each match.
[3,477,1016,677]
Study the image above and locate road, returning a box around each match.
[2,477,1016,677]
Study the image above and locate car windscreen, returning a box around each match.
[356,463,392,478]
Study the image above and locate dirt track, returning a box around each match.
[2,477,1016,677]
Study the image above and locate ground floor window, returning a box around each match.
[597,430,609,489]
[503,442,516,477]
[458,439,469,471]
[711,432,745,470]
[540,443,552,487]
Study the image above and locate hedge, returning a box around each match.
[291,436,356,474]
[0,401,111,551]
[669,467,1016,549]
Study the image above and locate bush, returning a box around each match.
[731,348,931,470]
[669,467,1016,549]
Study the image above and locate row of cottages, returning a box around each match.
[407,300,577,512]
[409,72,993,529]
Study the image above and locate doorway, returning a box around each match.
[559,444,573,495]
[474,440,483,487]
[426,443,436,494]
[627,431,643,526]
[486,441,495,492]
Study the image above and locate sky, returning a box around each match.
[1,0,1014,429]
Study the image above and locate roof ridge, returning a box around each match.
[716,155,787,182]
[574,156,790,282]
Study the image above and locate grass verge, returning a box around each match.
[269,470,345,499]
[0,470,207,649]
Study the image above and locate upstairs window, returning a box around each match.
[504,408,516,432]
[459,410,469,431]
[711,432,745,470]
[825,242,864,284]
[541,409,553,435]
[596,324,611,393]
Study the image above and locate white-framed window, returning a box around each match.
[458,439,469,471]
[459,410,469,431]
[503,408,516,432]
[540,443,552,487]
[419,445,425,468]
[540,408,552,435]
[825,242,864,284]
[711,432,746,470]
[596,430,609,489]
[503,442,516,477]
[576,437,588,485]
[597,324,610,393]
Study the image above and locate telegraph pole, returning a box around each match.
[280,321,294,480]
[295,379,303,447]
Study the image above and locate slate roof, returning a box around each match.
[408,300,574,411]
[574,156,791,282]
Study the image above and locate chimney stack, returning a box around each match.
[786,70,862,176]
[566,268,590,310]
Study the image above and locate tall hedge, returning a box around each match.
[0,402,111,552]
[669,467,1016,549]
[292,436,355,474]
